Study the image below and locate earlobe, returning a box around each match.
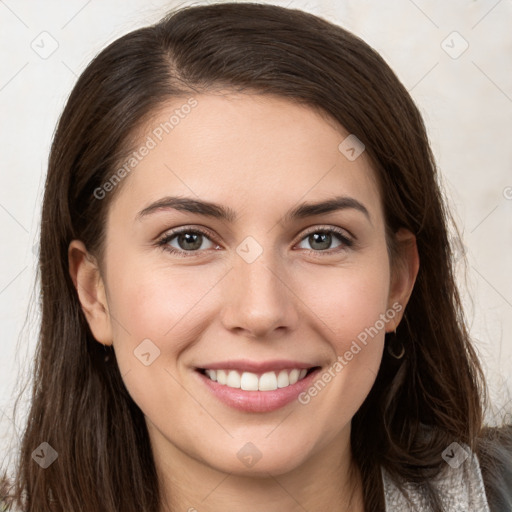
[68,240,113,346]
[386,229,420,332]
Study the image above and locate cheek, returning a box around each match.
[299,255,391,346]
[106,252,223,335]
[103,253,230,377]
[292,253,391,407]
[292,264,391,441]
[103,258,219,418]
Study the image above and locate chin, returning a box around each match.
[204,438,313,478]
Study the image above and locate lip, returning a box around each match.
[195,359,316,374]
[194,365,322,413]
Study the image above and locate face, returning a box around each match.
[70,92,417,478]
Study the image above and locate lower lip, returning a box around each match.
[195,368,321,413]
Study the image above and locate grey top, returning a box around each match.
[382,444,490,511]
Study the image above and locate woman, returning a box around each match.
[2,2,511,511]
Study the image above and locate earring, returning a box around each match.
[387,330,405,359]
[103,345,115,364]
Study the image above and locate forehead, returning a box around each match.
[107,92,383,226]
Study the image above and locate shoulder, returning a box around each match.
[382,443,491,511]
[476,425,512,512]
[382,425,512,512]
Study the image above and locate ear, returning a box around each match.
[386,228,420,332]
[68,240,113,346]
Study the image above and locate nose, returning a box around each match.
[219,247,300,339]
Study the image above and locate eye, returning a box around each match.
[156,225,354,258]
[295,227,353,254]
[157,227,219,257]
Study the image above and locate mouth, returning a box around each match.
[194,365,323,413]
[196,366,320,391]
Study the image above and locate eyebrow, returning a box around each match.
[136,195,371,224]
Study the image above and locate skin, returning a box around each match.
[69,92,419,512]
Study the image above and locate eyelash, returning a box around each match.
[156,225,354,258]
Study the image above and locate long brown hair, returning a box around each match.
[2,3,511,511]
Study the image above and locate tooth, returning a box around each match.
[226,370,241,388]
[206,368,311,389]
[217,369,227,385]
[289,369,300,385]
[277,370,290,388]
[241,371,259,391]
[259,371,278,391]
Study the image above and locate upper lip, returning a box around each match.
[196,359,319,373]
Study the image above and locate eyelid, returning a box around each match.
[297,224,354,242]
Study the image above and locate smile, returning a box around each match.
[195,365,322,413]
